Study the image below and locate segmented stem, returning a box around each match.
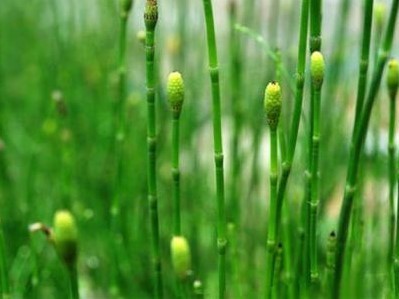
[145,2,163,296]
[201,0,227,297]
[333,0,399,296]
[265,129,278,299]
[172,116,181,236]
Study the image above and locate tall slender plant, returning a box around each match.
[200,0,227,297]
[309,51,325,286]
[333,0,399,296]
[386,59,399,296]
[264,82,282,299]
[144,1,163,298]
[167,71,185,236]
[388,59,398,289]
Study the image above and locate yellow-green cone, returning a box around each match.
[170,236,191,279]
[264,82,282,131]
[144,0,158,31]
[311,51,325,89]
[53,210,78,267]
[387,59,399,97]
[167,72,185,117]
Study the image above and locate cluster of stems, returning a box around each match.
[333,0,399,297]
[200,0,227,297]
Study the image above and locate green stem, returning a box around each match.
[310,86,321,285]
[325,231,336,297]
[145,11,163,299]
[172,116,181,236]
[68,264,79,299]
[0,219,9,298]
[389,95,396,274]
[333,0,399,296]
[201,0,227,297]
[265,129,278,299]
[273,0,309,278]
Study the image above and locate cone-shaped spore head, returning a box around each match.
[167,72,185,117]
[264,82,282,130]
[171,236,191,279]
[144,0,158,31]
[53,210,78,267]
[387,59,399,97]
[311,51,325,89]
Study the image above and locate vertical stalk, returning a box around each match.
[68,264,80,299]
[201,0,227,297]
[265,129,278,299]
[309,52,325,287]
[144,1,163,298]
[0,218,9,299]
[388,92,396,272]
[274,0,309,240]
[172,116,181,236]
[110,0,133,292]
[333,0,399,296]
[325,231,336,296]
[264,82,282,299]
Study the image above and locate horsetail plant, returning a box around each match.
[264,81,282,299]
[144,1,163,298]
[333,0,399,296]
[53,211,79,299]
[112,0,133,219]
[200,0,227,297]
[386,59,399,296]
[309,51,325,286]
[167,71,185,236]
[388,59,398,285]
[325,231,337,296]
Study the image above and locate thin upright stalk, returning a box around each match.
[325,231,336,296]
[172,116,181,236]
[0,218,9,299]
[265,129,278,299]
[273,0,309,265]
[333,0,399,296]
[388,94,396,271]
[201,0,227,297]
[144,1,163,298]
[68,265,79,299]
[309,85,321,284]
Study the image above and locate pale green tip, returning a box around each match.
[374,3,386,29]
[264,82,282,130]
[136,30,146,45]
[387,59,399,95]
[310,51,325,89]
[53,210,78,266]
[167,72,185,117]
[171,236,191,279]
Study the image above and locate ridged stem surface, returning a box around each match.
[333,0,399,296]
[201,0,227,297]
